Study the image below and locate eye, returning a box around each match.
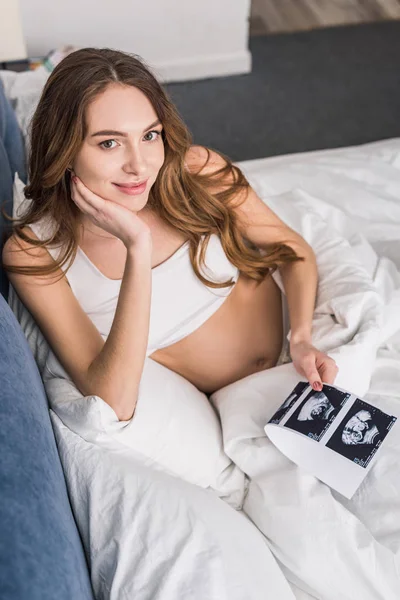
[99,139,118,150]
[143,130,162,142]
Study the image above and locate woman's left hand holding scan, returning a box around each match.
[289,340,338,391]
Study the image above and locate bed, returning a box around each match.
[3,68,400,600]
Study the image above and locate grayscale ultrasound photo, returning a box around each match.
[284,385,351,441]
[326,398,397,467]
[269,381,309,425]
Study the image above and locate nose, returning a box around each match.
[123,144,147,176]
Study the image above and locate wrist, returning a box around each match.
[126,241,152,265]
[125,234,152,254]
[289,328,312,347]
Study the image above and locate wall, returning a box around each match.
[19,0,252,82]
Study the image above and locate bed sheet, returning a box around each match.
[238,137,400,266]
[227,137,400,600]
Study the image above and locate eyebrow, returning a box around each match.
[91,119,162,137]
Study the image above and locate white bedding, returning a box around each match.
[221,138,400,600]
[9,137,400,599]
[50,412,295,600]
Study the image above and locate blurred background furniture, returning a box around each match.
[250,0,400,35]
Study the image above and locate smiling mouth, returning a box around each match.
[114,180,148,188]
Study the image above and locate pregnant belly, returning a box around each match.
[149,273,284,394]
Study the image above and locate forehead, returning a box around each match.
[85,83,158,131]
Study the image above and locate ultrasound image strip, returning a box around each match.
[269,381,309,425]
[325,398,397,468]
[283,385,351,442]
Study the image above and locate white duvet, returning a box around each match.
[9,138,400,599]
[211,138,400,600]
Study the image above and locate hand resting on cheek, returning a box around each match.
[70,176,152,250]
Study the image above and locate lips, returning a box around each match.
[114,179,148,189]
[112,179,148,196]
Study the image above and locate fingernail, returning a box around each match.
[313,381,322,391]
[72,176,78,183]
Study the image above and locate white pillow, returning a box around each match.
[44,356,246,507]
[2,67,49,156]
[13,172,27,218]
[51,410,296,600]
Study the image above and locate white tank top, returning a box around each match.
[28,219,239,358]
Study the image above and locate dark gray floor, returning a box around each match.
[165,21,400,162]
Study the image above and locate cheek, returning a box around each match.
[150,143,165,173]
[74,147,117,186]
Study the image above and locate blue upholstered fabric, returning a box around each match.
[0,79,27,299]
[0,294,94,600]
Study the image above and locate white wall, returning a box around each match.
[19,0,252,82]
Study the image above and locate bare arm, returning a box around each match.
[278,246,317,346]
[3,233,152,421]
[3,171,156,421]
[85,242,152,420]
[69,175,154,419]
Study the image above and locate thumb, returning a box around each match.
[303,358,323,391]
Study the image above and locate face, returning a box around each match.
[72,83,165,213]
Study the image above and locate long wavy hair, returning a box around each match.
[2,47,303,287]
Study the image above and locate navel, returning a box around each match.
[254,356,271,370]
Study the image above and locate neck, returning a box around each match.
[79,218,117,241]
[78,206,155,242]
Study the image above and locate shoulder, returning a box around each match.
[3,227,37,260]
[184,145,242,197]
[2,226,55,270]
[184,145,228,176]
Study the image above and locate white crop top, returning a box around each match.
[28,219,239,358]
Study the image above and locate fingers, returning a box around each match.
[318,358,339,385]
[302,355,323,391]
[71,176,106,217]
[300,352,338,391]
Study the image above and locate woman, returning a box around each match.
[2,48,338,421]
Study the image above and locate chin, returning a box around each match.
[117,195,150,210]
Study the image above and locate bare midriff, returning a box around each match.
[78,212,285,395]
[150,272,284,394]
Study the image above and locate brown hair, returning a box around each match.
[2,47,303,287]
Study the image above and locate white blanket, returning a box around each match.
[9,138,400,599]
[49,412,296,600]
[209,139,400,600]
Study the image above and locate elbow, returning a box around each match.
[84,368,140,422]
[111,390,139,422]
[116,408,136,422]
[86,384,138,422]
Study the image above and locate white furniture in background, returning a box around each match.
[17,0,252,83]
[0,0,27,62]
